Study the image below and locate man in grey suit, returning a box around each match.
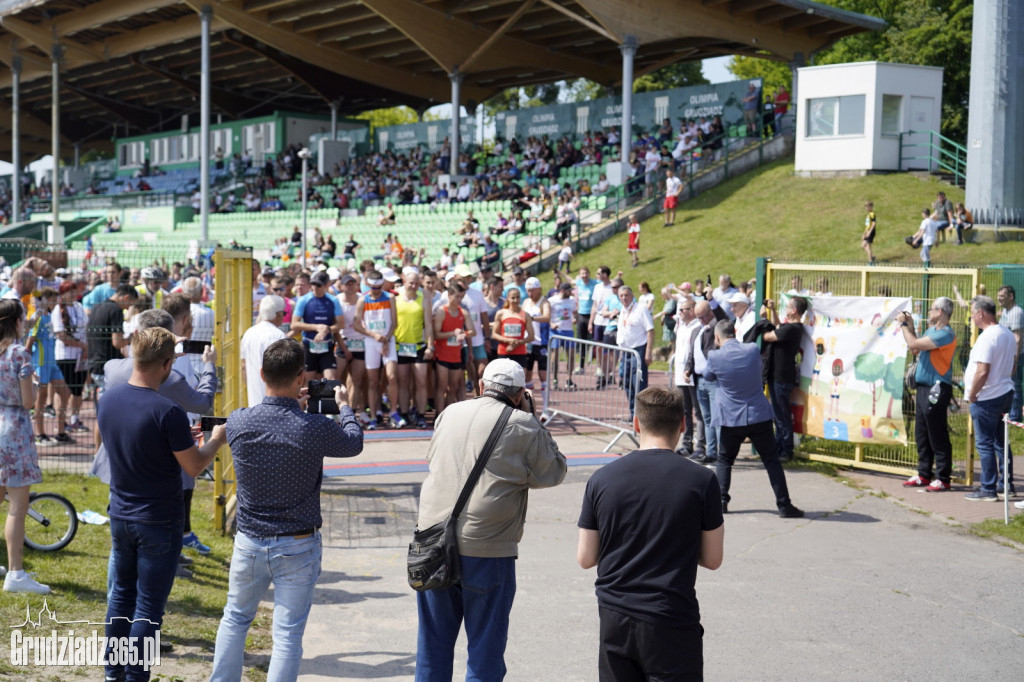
[704,319,804,518]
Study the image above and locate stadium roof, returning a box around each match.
[0,0,885,159]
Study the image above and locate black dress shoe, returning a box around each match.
[778,503,804,518]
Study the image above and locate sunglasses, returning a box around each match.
[272,287,285,292]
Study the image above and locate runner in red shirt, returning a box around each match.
[492,288,534,368]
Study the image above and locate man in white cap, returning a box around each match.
[240,296,287,407]
[380,266,401,293]
[415,358,566,680]
[453,263,490,394]
[730,292,755,341]
[522,276,551,391]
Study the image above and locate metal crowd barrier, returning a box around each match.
[541,335,642,452]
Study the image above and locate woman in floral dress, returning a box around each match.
[0,299,49,593]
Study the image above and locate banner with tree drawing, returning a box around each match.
[782,295,912,446]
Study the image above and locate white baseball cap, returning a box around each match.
[525,277,542,290]
[482,358,526,389]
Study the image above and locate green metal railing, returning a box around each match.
[898,129,967,186]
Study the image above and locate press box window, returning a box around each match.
[807,95,865,137]
[881,95,902,136]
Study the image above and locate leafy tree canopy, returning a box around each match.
[354,105,419,135]
[727,0,972,142]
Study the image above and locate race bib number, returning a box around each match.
[368,319,387,333]
[398,342,418,358]
[309,340,329,354]
[505,322,522,337]
[346,338,365,351]
[447,335,462,347]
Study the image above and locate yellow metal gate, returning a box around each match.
[212,249,252,532]
[760,260,982,484]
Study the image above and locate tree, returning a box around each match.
[727,0,973,142]
[882,358,906,419]
[354,105,419,135]
[634,61,708,93]
[564,78,609,103]
[853,352,886,416]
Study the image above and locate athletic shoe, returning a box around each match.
[565,380,577,390]
[390,411,407,429]
[182,532,211,555]
[1013,500,1024,510]
[964,489,998,502]
[414,414,427,429]
[572,367,583,375]
[53,433,75,444]
[902,475,931,488]
[997,487,1017,499]
[44,406,56,418]
[778,504,805,519]
[3,572,50,594]
[364,419,378,431]
[34,434,55,446]
[175,565,193,579]
[68,419,88,432]
[924,480,951,493]
[178,553,193,566]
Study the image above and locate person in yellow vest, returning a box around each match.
[393,267,434,429]
[136,267,167,309]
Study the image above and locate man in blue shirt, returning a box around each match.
[82,262,123,313]
[503,265,528,300]
[99,327,228,682]
[292,270,343,382]
[705,319,803,518]
[898,298,956,491]
[211,339,363,681]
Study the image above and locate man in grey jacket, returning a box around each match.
[415,358,566,681]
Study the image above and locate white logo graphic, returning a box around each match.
[8,600,161,670]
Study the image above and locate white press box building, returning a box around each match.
[794,62,944,177]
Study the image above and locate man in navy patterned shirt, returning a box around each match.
[211,339,363,681]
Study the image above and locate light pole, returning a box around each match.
[298,147,311,268]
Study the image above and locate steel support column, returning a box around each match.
[449,71,463,176]
[619,35,637,166]
[200,5,212,242]
[11,56,20,225]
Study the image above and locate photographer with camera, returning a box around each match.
[211,338,362,681]
[414,358,566,681]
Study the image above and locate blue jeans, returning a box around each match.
[769,382,795,461]
[696,376,718,460]
[210,531,322,682]
[416,556,517,682]
[106,518,183,682]
[1011,358,1023,423]
[970,391,1015,493]
[621,344,648,419]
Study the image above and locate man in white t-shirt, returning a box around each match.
[240,296,287,407]
[663,168,682,227]
[643,146,661,197]
[548,282,578,389]
[673,297,702,457]
[963,295,1017,501]
[616,285,654,420]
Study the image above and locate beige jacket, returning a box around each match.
[417,397,567,558]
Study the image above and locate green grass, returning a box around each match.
[546,159,988,295]
[972,513,1024,546]
[0,474,271,678]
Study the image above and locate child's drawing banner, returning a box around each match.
[783,295,911,446]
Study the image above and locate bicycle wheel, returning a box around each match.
[24,492,78,552]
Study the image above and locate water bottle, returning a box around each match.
[928,381,942,405]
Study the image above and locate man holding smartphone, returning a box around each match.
[211,339,363,681]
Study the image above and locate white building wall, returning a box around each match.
[794,62,943,174]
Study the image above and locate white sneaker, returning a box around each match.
[4,572,51,594]
[1014,500,1024,510]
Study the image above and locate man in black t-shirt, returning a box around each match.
[86,284,138,395]
[578,386,724,680]
[761,295,808,463]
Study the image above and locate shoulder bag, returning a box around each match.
[407,405,513,591]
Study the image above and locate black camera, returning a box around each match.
[307,379,341,415]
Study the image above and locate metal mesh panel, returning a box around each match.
[763,261,984,482]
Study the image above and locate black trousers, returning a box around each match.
[716,420,792,508]
[598,606,703,681]
[915,383,953,482]
[676,384,702,454]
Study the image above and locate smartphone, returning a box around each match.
[200,416,227,432]
[176,339,211,354]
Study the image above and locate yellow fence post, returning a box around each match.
[212,248,252,534]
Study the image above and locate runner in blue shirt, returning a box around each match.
[292,270,344,381]
[27,288,72,445]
